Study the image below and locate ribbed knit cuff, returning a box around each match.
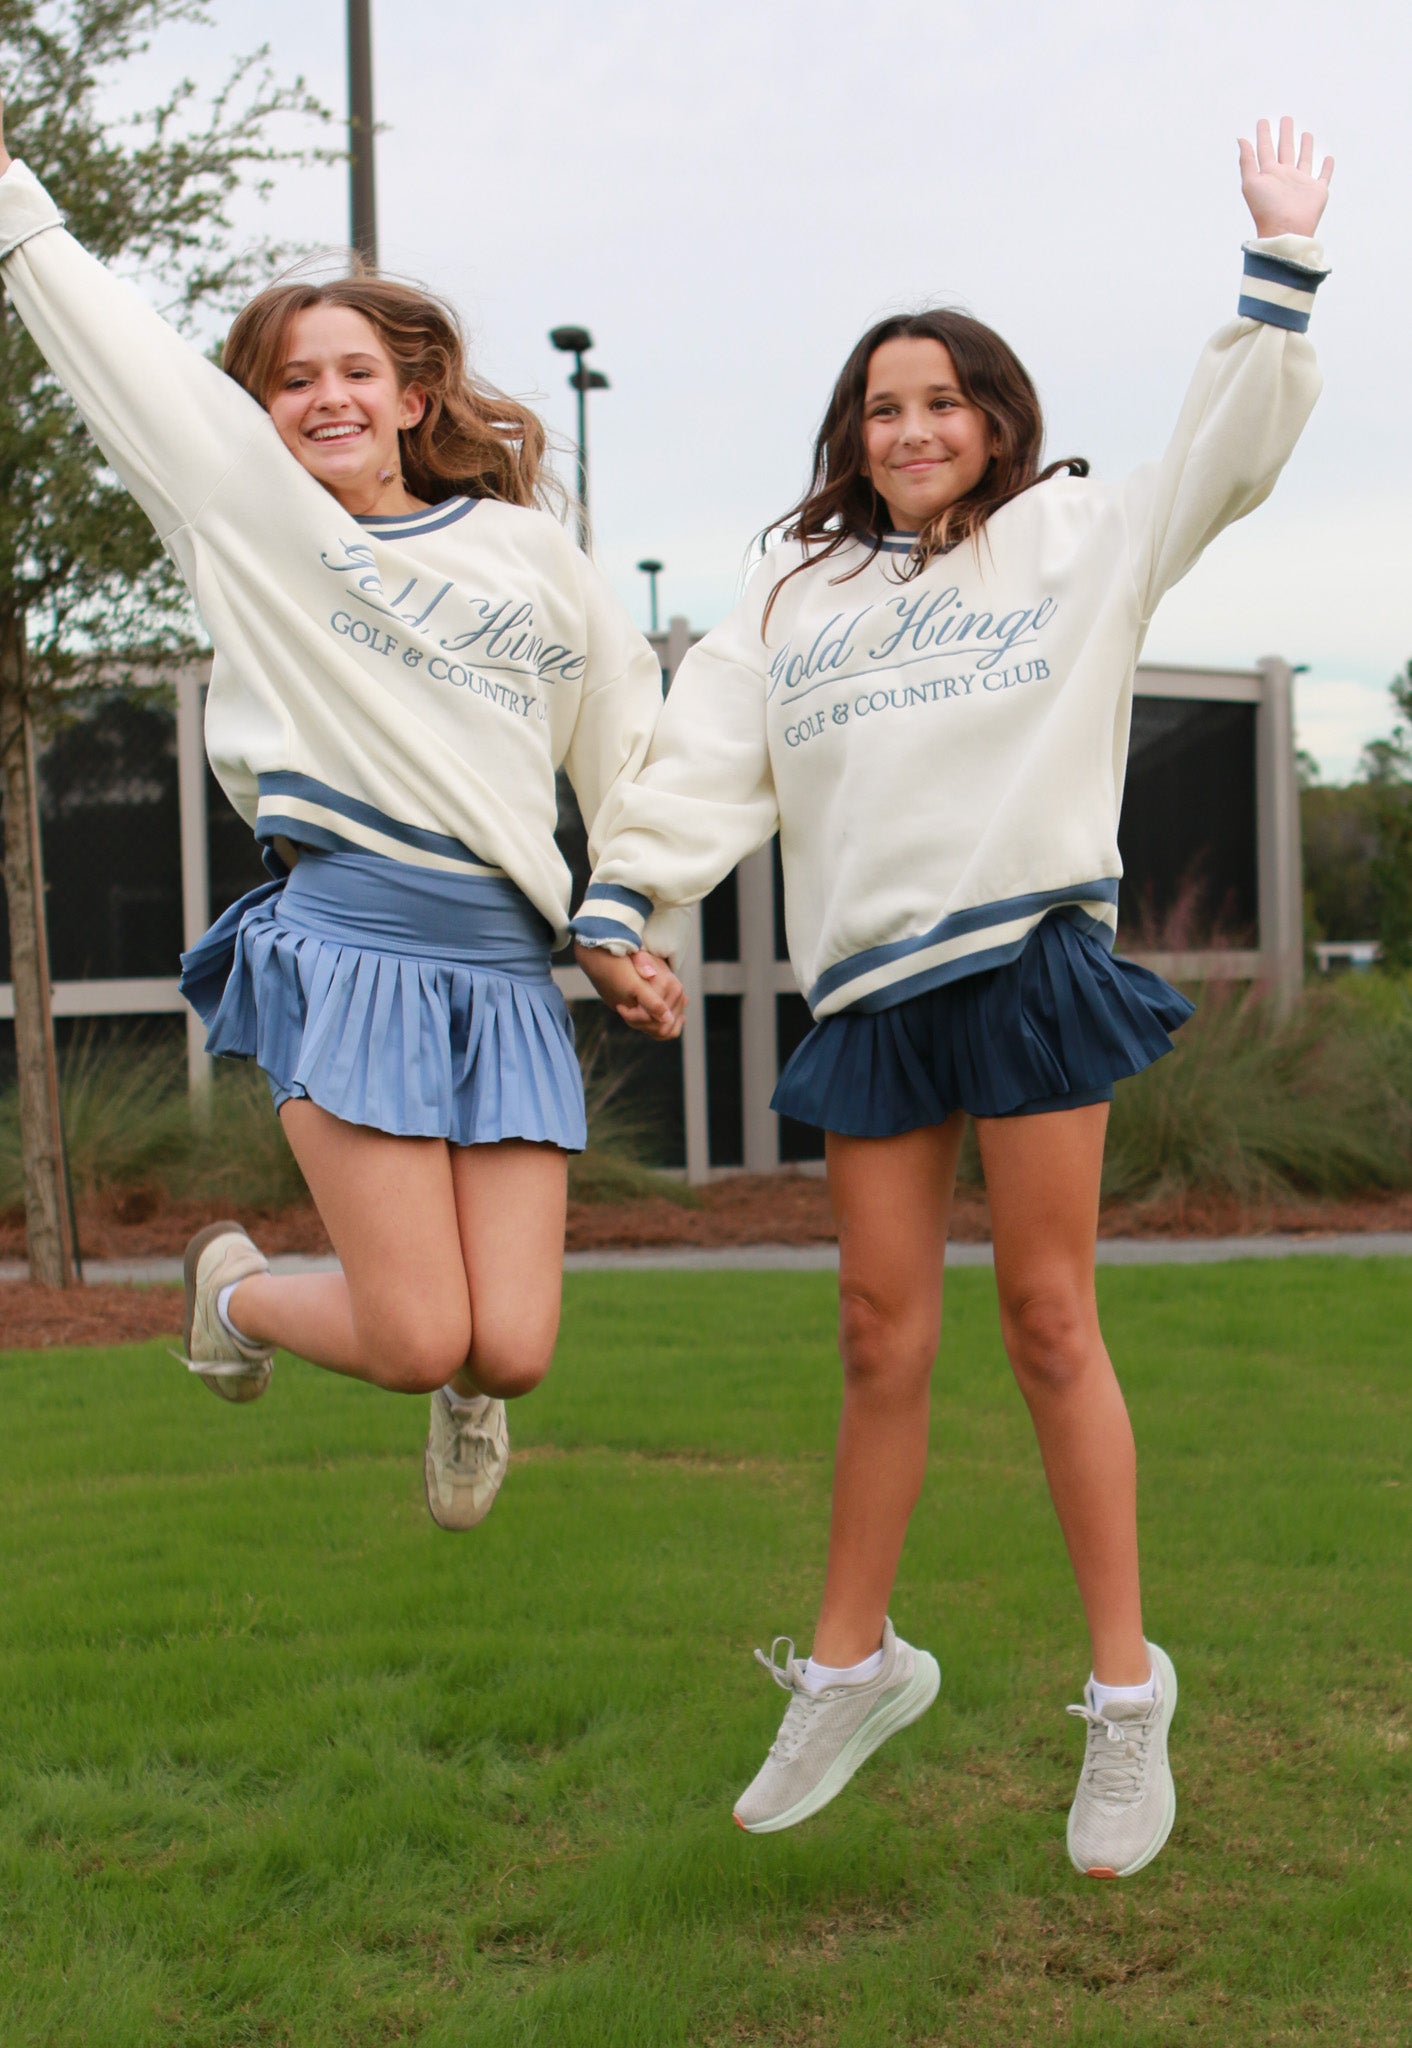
[1238,237,1329,333]
[0,160,66,263]
[571,883,651,953]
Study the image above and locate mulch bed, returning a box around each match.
[4,1178,1411,1350]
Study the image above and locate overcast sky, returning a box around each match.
[103,0,1410,778]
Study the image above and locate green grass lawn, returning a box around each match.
[2,1263,1408,2047]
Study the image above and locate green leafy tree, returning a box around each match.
[0,1,329,1282]
[1362,662,1412,974]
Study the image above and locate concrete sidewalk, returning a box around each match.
[3,1233,1410,1285]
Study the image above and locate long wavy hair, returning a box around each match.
[762,309,1087,630]
[222,274,557,510]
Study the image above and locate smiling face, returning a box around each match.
[862,335,995,533]
[265,304,427,514]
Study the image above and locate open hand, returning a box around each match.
[1238,117,1332,239]
[574,943,687,1041]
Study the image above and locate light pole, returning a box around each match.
[348,0,377,265]
[549,325,609,548]
[636,559,663,633]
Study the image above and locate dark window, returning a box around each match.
[1118,697,1258,946]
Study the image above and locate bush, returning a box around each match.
[1100,973,1412,1203]
[0,1021,695,1216]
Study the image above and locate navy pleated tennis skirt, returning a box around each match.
[772,911,1193,1139]
[179,849,587,1151]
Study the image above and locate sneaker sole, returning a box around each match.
[181,1219,272,1404]
[1070,1642,1179,1879]
[733,1652,941,1835]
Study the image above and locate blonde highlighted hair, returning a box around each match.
[222,274,558,510]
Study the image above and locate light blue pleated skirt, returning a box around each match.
[178,850,586,1151]
[772,910,1194,1139]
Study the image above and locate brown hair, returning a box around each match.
[222,274,557,509]
[762,309,1086,629]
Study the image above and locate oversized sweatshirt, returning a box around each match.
[575,238,1328,1016]
[0,161,664,946]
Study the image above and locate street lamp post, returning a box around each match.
[549,325,609,549]
[636,559,664,633]
[348,0,377,265]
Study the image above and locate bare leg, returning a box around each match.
[448,1139,568,1401]
[810,1116,964,1667]
[225,1100,473,1393]
[975,1104,1149,1685]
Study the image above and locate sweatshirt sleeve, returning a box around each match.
[0,160,271,539]
[1122,236,1329,622]
[560,545,669,872]
[572,556,780,967]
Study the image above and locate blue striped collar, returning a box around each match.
[356,495,480,540]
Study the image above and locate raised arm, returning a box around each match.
[1124,117,1333,620]
[0,88,273,539]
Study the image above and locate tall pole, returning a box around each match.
[573,351,588,542]
[637,560,663,632]
[348,0,377,266]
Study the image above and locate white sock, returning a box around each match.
[442,1381,483,1411]
[216,1282,256,1347]
[801,1647,884,1694]
[1088,1666,1155,1714]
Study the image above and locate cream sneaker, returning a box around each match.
[732,1618,940,1834]
[1066,1642,1178,1878]
[423,1386,509,1530]
[178,1221,274,1402]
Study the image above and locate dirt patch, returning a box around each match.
[0,1282,185,1351]
[4,1177,1410,1351]
[6,1178,1412,1271]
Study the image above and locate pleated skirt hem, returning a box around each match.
[772,912,1194,1139]
[180,887,587,1153]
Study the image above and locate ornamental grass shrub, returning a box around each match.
[1099,971,1412,1202]
[0,1013,696,1215]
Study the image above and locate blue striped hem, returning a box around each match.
[571,915,645,948]
[581,883,652,918]
[1237,295,1310,333]
[1241,249,1327,290]
[256,771,492,867]
[808,879,1121,1010]
[833,909,1116,1016]
[356,496,480,540]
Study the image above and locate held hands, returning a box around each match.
[574,942,687,1041]
[1239,117,1332,240]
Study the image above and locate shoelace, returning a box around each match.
[1065,1702,1155,1804]
[753,1636,825,1763]
[445,1406,495,1475]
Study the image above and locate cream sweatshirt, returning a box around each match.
[575,239,1328,1015]
[0,161,664,944]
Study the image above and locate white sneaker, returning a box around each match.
[1066,1641,1178,1878]
[732,1617,940,1834]
[423,1386,509,1530]
[178,1221,274,1403]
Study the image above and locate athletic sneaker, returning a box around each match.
[423,1386,510,1530]
[1065,1641,1179,1878]
[732,1617,941,1833]
[178,1220,274,1403]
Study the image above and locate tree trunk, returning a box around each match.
[0,610,76,1287]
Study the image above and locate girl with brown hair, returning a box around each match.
[0,101,683,1530]
[575,118,1333,1876]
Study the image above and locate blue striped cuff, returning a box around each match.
[1238,245,1328,334]
[571,884,651,952]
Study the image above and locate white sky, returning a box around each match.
[105,0,1411,779]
